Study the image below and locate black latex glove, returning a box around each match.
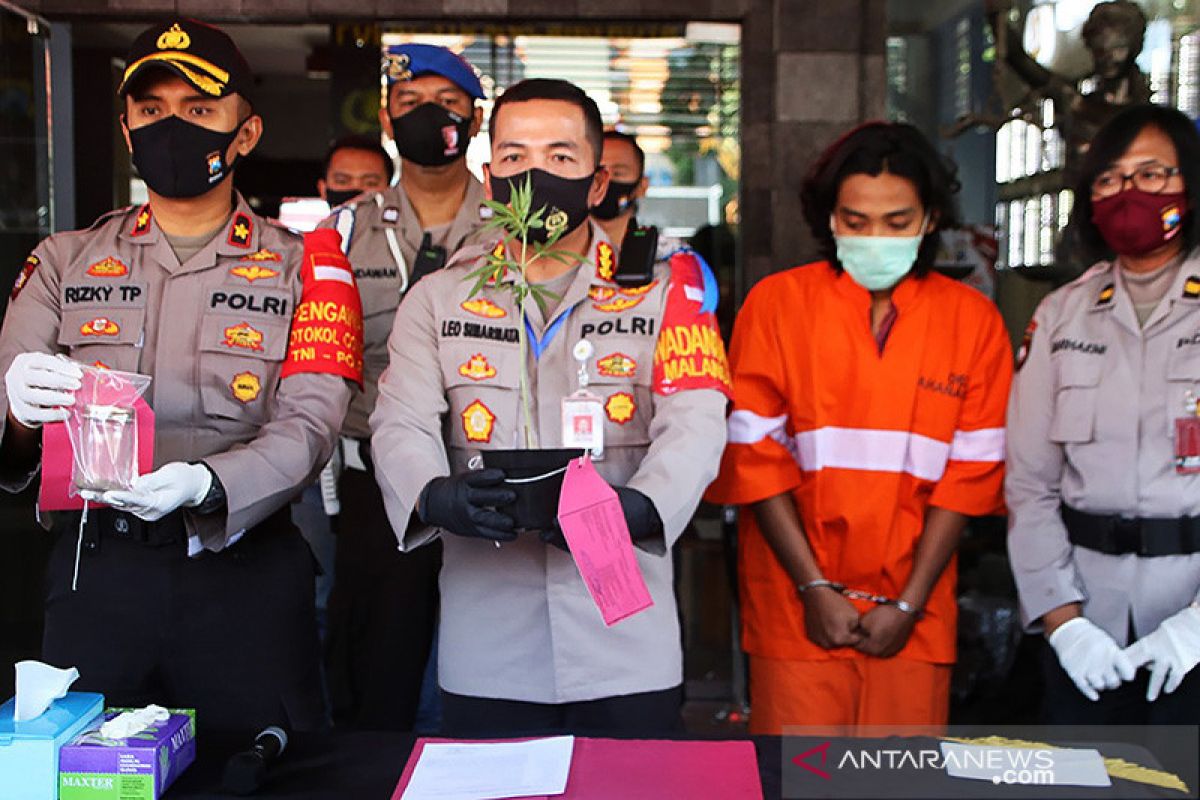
[618,486,662,542]
[417,468,517,542]
[539,486,662,552]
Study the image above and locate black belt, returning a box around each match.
[1061,505,1200,557]
[65,505,292,552]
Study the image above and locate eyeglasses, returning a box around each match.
[1091,164,1183,198]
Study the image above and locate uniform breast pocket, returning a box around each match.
[441,342,521,449]
[57,308,145,373]
[1049,356,1102,443]
[197,313,290,426]
[589,339,653,449]
[1167,345,1200,429]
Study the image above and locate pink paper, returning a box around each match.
[392,737,763,800]
[556,457,653,626]
[38,397,155,511]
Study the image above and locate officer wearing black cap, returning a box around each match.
[0,19,359,735]
[319,43,489,732]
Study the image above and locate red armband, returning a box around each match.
[280,228,364,388]
[651,251,732,398]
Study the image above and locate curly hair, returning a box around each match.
[800,121,961,276]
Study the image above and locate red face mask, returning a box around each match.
[1091,189,1188,257]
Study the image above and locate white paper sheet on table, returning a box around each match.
[940,741,1111,788]
[401,735,575,800]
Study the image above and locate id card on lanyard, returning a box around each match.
[562,339,604,458]
[1176,391,1200,473]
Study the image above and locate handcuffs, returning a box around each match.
[796,578,925,619]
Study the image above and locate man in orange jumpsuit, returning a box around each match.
[707,122,1011,732]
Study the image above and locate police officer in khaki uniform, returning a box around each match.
[0,20,358,735]
[1008,105,1200,724]
[320,44,488,731]
[370,78,730,736]
[591,130,650,247]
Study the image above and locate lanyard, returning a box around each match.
[524,305,576,360]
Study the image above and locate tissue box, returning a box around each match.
[0,691,105,800]
[58,709,196,800]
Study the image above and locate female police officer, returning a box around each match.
[1007,104,1200,723]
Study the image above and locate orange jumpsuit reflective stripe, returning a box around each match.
[706,262,1012,666]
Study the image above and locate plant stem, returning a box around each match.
[517,231,537,449]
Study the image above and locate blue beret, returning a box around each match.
[382,44,484,100]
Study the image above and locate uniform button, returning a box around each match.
[115,517,130,534]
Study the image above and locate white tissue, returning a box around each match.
[13,660,80,721]
[99,704,169,740]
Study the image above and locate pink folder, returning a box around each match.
[391,737,763,800]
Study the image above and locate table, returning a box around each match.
[168,731,1189,799]
[168,732,781,799]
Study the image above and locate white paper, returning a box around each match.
[940,742,1111,788]
[402,736,575,800]
[13,660,80,721]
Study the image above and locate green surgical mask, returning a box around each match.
[832,215,929,291]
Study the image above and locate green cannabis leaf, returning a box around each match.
[464,175,588,448]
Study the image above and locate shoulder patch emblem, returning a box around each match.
[458,353,497,381]
[617,279,658,297]
[1184,275,1200,300]
[1016,320,1037,371]
[230,265,279,283]
[1096,283,1115,306]
[594,241,616,282]
[245,248,282,262]
[11,255,39,301]
[130,205,152,237]
[227,212,253,248]
[593,295,645,313]
[222,322,265,352]
[461,298,507,319]
[597,352,637,378]
[461,399,496,443]
[230,371,262,403]
[80,316,120,337]
[605,391,636,424]
[86,257,129,278]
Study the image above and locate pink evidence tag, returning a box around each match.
[556,456,654,626]
[38,397,155,511]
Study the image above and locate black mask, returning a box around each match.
[391,103,472,167]
[591,178,640,220]
[489,168,595,244]
[129,115,244,199]
[324,188,361,208]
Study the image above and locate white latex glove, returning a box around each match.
[88,462,213,522]
[1124,606,1200,702]
[4,352,82,428]
[1047,616,1136,701]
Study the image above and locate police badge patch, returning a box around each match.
[1016,319,1036,371]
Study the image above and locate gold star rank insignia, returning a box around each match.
[227,213,253,248]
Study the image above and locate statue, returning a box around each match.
[986,0,1151,184]
[951,0,1153,281]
